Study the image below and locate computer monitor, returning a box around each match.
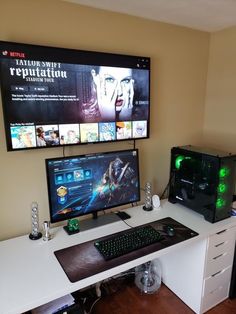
[46,149,140,232]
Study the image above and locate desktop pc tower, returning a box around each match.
[168,145,236,223]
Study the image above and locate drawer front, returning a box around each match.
[207,237,235,260]
[203,266,232,296]
[207,228,235,261]
[201,282,229,313]
[208,228,235,247]
[205,250,234,277]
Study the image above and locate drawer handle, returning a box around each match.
[213,253,223,260]
[216,229,226,235]
[209,285,223,294]
[212,270,222,277]
[215,241,225,247]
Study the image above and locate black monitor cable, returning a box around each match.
[121,218,134,229]
[160,182,169,200]
[62,145,66,157]
[127,140,136,150]
[160,171,175,200]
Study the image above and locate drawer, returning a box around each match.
[201,282,229,313]
[207,237,235,260]
[205,250,234,277]
[208,227,235,248]
[207,229,235,260]
[203,266,232,295]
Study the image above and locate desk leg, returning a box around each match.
[158,238,207,314]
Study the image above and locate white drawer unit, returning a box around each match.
[201,226,236,313]
[201,282,229,313]
[205,250,234,277]
[204,266,232,295]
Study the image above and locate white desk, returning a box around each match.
[1,200,236,314]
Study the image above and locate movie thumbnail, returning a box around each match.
[132,120,147,138]
[99,122,116,141]
[116,121,132,140]
[36,124,59,147]
[10,125,36,149]
[80,123,99,143]
[59,124,80,145]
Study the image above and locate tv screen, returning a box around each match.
[46,149,140,224]
[0,41,150,151]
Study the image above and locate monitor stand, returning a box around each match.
[64,212,122,235]
[79,212,121,232]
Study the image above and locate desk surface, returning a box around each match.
[1,200,236,314]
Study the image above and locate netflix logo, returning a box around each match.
[2,50,25,58]
[9,51,25,58]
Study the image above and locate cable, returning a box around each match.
[111,269,136,279]
[160,171,175,200]
[88,297,101,314]
[121,219,134,228]
[160,182,169,200]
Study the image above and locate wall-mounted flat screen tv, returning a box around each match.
[0,41,150,151]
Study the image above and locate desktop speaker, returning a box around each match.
[143,182,153,211]
[168,145,236,223]
[29,201,42,240]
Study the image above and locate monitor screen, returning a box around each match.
[0,41,150,151]
[46,149,140,223]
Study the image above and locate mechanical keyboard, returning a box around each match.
[94,224,164,261]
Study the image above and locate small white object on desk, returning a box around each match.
[152,195,160,209]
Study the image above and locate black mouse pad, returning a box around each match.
[54,217,198,283]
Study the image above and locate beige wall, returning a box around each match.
[203,26,236,153]
[0,0,209,240]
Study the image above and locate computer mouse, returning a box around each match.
[163,225,175,237]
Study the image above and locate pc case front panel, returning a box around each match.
[215,157,236,222]
[168,146,235,223]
